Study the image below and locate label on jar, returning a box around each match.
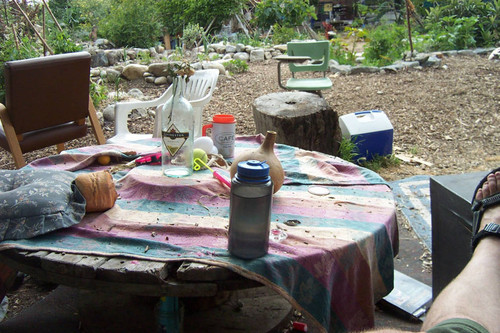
[162,124,189,156]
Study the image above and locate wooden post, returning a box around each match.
[405,0,414,58]
[42,0,63,32]
[12,0,54,54]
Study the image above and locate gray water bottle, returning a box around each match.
[228,160,274,259]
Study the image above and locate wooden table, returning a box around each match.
[0,136,398,333]
[0,249,261,297]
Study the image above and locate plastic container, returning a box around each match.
[339,110,393,161]
[228,160,273,259]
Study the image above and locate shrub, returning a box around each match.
[48,30,83,54]
[157,0,248,36]
[363,24,407,67]
[271,24,300,45]
[422,0,499,48]
[182,23,205,50]
[100,0,162,48]
[419,16,479,51]
[223,59,249,75]
[253,0,316,28]
[0,37,40,104]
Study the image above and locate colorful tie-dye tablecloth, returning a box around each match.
[0,135,398,332]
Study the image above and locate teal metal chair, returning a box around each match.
[277,40,332,92]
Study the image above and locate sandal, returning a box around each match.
[470,167,500,251]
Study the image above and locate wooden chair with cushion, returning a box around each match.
[0,51,106,168]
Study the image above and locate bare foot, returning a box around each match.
[475,171,500,229]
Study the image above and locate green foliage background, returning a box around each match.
[99,0,162,48]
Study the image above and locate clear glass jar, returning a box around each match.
[161,76,194,178]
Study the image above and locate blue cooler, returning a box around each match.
[339,110,393,161]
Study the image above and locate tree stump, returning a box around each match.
[253,92,341,156]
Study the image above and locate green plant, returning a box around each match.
[359,154,400,172]
[157,0,248,37]
[182,23,205,50]
[338,137,359,163]
[330,27,367,65]
[410,146,419,155]
[113,76,121,102]
[137,51,152,65]
[223,59,249,75]
[363,24,408,67]
[100,0,162,48]
[89,79,108,107]
[271,24,300,44]
[253,0,317,28]
[0,36,40,104]
[47,30,83,54]
[419,16,479,51]
[422,0,499,48]
[169,47,185,61]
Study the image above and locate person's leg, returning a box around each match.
[421,171,500,332]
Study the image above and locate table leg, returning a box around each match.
[277,61,287,90]
[157,296,182,333]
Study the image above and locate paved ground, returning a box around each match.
[0,211,431,332]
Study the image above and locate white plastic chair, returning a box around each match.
[107,68,219,144]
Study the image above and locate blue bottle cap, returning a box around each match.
[236,160,270,182]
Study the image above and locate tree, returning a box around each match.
[100,0,162,48]
[157,0,249,36]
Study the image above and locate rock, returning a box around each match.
[250,49,265,62]
[329,64,352,75]
[457,50,476,56]
[105,68,121,82]
[264,51,272,60]
[127,88,144,99]
[233,52,250,61]
[202,61,226,75]
[329,59,340,66]
[148,63,172,77]
[149,47,158,58]
[222,54,233,60]
[212,43,227,54]
[105,49,123,66]
[90,68,101,77]
[95,38,112,49]
[91,51,109,67]
[122,64,148,80]
[236,43,246,52]
[103,104,115,122]
[488,47,500,60]
[126,50,136,60]
[144,76,156,84]
[156,45,165,54]
[226,44,237,53]
[274,44,287,53]
[154,76,168,85]
[423,55,442,67]
[350,66,381,74]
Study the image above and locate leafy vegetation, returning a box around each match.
[253,0,317,28]
[338,137,359,163]
[363,23,408,66]
[157,0,248,37]
[223,59,249,75]
[99,0,162,48]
